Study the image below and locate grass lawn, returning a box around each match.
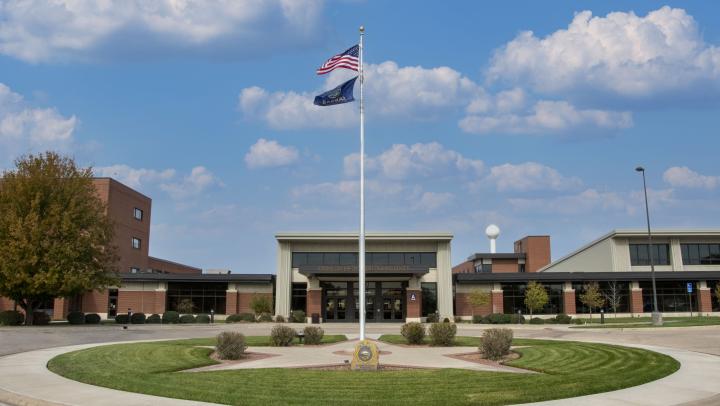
[47,336,679,405]
[572,316,720,328]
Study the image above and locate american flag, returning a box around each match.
[316,45,359,75]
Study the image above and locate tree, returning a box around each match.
[603,281,623,317]
[177,299,195,314]
[250,294,272,315]
[524,281,548,317]
[580,282,605,320]
[468,289,491,316]
[715,284,720,308]
[0,152,118,325]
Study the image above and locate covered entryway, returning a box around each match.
[322,281,406,322]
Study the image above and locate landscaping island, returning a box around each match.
[47,335,679,405]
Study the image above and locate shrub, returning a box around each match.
[179,314,196,324]
[130,312,146,324]
[428,322,457,346]
[162,311,180,324]
[32,312,50,325]
[275,315,286,323]
[472,315,484,324]
[270,324,296,346]
[485,313,513,324]
[0,310,24,326]
[426,312,439,323]
[257,312,273,322]
[443,317,450,323]
[225,314,242,323]
[250,294,272,315]
[554,313,572,324]
[510,314,526,324]
[216,332,247,360]
[115,314,129,324]
[454,316,463,323]
[146,314,161,324]
[196,313,211,324]
[573,318,585,325]
[400,322,426,345]
[481,328,513,360]
[290,310,306,323]
[303,326,324,345]
[66,311,85,325]
[238,313,256,322]
[177,299,195,314]
[529,317,544,325]
[84,313,101,324]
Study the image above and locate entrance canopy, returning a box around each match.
[298,265,429,277]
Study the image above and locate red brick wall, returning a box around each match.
[630,289,644,314]
[148,257,201,275]
[514,236,551,272]
[154,291,166,314]
[307,289,322,319]
[0,297,15,312]
[452,260,474,274]
[53,298,69,320]
[492,259,521,273]
[117,291,158,314]
[226,291,238,314]
[699,288,712,313]
[563,290,576,314]
[82,290,108,313]
[491,291,504,314]
[238,292,273,314]
[455,292,492,316]
[406,289,421,318]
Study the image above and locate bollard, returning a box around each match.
[600,309,605,325]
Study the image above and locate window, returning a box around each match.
[629,244,670,266]
[130,267,140,273]
[133,207,143,221]
[639,281,697,312]
[681,244,720,265]
[291,283,307,312]
[290,252,436,267]
[131,237,141,250]
[475,263,492,273]
[502,283,563,314]
[573,281,629,313]
[518,263,526,273]
[421,282,437,317]
[167,282,227,314]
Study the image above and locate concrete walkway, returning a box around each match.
[0,336,719,405]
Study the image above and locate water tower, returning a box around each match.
[485,224,500,253]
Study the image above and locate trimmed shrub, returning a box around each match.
[401,322,426,345]
[303,326,324,345]
[32,312,50,325]
[84,313,101,324]
[290,310,306,323]
[270,324,296,346]
[275,315,286,323]
[196,313,211,324]
[426,312,439,323]
[146,314,161,324]
[510,314,526,324]
[554,313,572,324]
[472,315,484,324]
[130,312,146,324]
[66,311,85,325]
[115,314,129,324]
[162,311,180,324]
[428,322,457,346]
[484,313,512,324]
[225,314,242,323]
[481,328,513,360]
[179,314,196,324]
[529,317,544,325]
[573,318,585,325]
[0,310,25,326]
[216,331,247,360]
[443,317,450,323]
[250,294,273,315]
[257,312,273,322]
[238,313,256,322]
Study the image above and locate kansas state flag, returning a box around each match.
[314,77,357,106]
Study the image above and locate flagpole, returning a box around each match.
[358,25,366,341]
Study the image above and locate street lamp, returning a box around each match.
[635,166,662,326]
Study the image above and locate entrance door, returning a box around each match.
[380,282,405,321]
[324,281,406,322]
[323,282,350,322]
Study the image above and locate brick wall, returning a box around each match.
[238,292,273,314]
[117,290,159,314]
[699,288,712,314]
[630,288,644,314]
[226,291,238,314]
[406,289,421,318]
[452,260,474,274]
[492,259,521,273]
[514,236,551,272]
[491,291,504,314]
[307,289,322,320]
[563,289,576,314]
[82,290,108,313]
[0,297,15,312]
[455,292,492,316]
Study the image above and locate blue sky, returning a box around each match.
[1,1,719,273]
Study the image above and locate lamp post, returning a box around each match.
[635,166,663,326]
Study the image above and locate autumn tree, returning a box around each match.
[603,281,623,317]
[468,289,491,316]
[580,282,605,320]
[524,281,548,317]
[0,152,118,325]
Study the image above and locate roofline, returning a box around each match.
[275,231,453,241]
[120,273,274,283]
[148,256,202,272]
[456,271,720,283]
[93,177,152,201]
[466,253,526,261]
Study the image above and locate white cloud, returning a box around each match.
[481,162,582,192]
[238,61,482,129]
[487,6,720,101]
[460,100,632,135]
[0,83,78,162]
[0,0,324,63]
[291,179,405,200]
[509,188,628,215]
[663,166,719,189]
[94,164,175,188]
[244,138,299,169]
[160,166,221,200]
[343,142,483,180]
[413,191,454,212]
[95,164,220,200]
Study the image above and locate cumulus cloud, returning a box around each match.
[487,6,720,102]
[343,142,483,180]
[481,162,582,192]
[0,83,78,162]
[663,166,719,189]
[509,188,628,215]
[160,166,222,200]
[94,164,175,188]
[244,138,299,169]
[95,164,221,200]
[291,179,405,200]
[238,61,482,129]
[0,0,324,63]
[413,191,454,212]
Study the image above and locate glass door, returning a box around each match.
[381,282,405,321]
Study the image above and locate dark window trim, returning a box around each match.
[134,207,144,221]
[132,237,141,250]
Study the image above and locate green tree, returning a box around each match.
[250,294,272,315]
[524,281,548,317]
[468,289,490,316]
[580,282,605,320]
[0,152,118,325]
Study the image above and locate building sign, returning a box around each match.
[687,282,693,293]
[410,292,417,301]
[315,265,412,272]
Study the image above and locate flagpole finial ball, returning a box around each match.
[359,25,364,32]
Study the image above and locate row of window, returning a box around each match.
[291,252,437,268]
[629,243,720,266]
[629,244,670,266]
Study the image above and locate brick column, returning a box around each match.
[53,297,69,320]
[698,288,712,314]
[491,290,504,314]
[630,288,644,315]
[154,290,167,314]
[563,289,576,315]
[307,289,322,322]
[225,291,238,315]
[406,289,421,321]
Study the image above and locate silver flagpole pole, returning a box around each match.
[358,25,366,341]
